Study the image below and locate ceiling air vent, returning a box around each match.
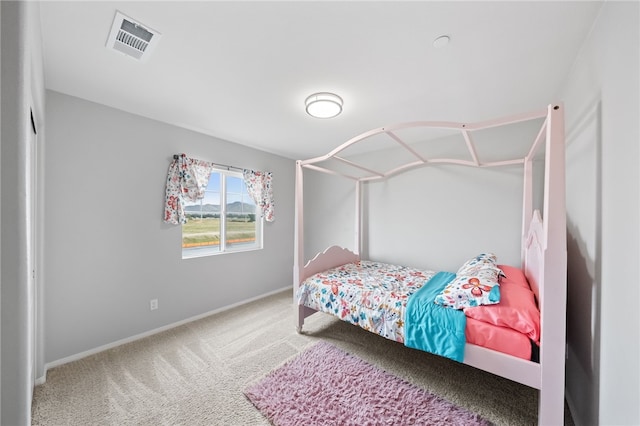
[106,11,161,61]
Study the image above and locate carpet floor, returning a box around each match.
[32,289,573,425]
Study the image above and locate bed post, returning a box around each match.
[294,161,306,332]
[354,180,361,256]
[537,104,567,426]
[522,159,533,265]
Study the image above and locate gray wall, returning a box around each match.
[303,169,357,257]
[560,2,639,425]
[43,91,295,364]
[1,1,46,424]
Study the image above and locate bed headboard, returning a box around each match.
[523,210,544,304]
[301,245,360,282]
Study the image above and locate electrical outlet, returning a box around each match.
[150,299,158,311]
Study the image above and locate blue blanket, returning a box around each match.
[404,271,466,362]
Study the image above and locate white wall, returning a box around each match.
[560,2,639,425]
[364,164,525,272]
[1,1,46,424]
[43,91,295,364]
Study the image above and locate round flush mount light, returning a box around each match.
[305,92,343,119]
[433,35,450,49]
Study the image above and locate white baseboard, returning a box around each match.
[39,286,292,383]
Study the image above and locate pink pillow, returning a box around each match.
[497,264,529,289]
[463,266,540,343]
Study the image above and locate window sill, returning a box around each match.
[182,244,262,259]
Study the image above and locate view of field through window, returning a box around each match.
[182,171,260,256]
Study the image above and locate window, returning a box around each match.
[182,169,262,258]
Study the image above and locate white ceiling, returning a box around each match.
[38,1,602,160]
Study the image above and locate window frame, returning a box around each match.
[181,168,263,259]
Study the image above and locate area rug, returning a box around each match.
[244,341,491,425]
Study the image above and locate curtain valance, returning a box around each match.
[163,153,275,225]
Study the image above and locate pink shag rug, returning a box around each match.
[245,341,491,426]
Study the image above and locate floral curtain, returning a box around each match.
[164,154,275,225]
[243,169,275,222]
[164,154,215,225]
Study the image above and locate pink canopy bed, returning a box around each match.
[293,104,567,425]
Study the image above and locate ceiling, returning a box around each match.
[38,1,602,160]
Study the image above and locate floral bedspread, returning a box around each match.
[297,260,436,343]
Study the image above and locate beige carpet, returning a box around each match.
[32,290,572,425]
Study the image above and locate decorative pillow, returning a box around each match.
[434,254,501,309]
[457,253,498,276]
[464,267,540,343]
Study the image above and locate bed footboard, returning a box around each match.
[294,246,360,332]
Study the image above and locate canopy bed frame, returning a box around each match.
[293,104,567,425]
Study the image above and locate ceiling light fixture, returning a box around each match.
[305,92,343,119]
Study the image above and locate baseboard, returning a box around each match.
[40,286,292,382]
